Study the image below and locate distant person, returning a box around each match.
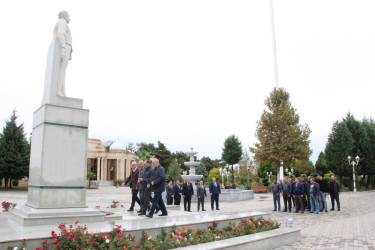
[316,175,329,212]
[300,176,309,210]
[182,178,194,212]
[166,180,174,205]
[124,161,141,212]
[146,158,168,218]
[292,177,304,213]
[282,177,292,212]
[271,178,282,211]
[305,176,311,210]
[197,180,207,211]
[173,179,182,205]
[209,177,221,211]
[309,177,320,214]
[327,176,341,211]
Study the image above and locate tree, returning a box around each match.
[167,159,181,182]
[291,160,315,176]
[222,134,243,185]
[87,171,96,189]
[325,121,354,181]
[362,118,375,187]
[196,162,208,178]
[126,142,137,154]
[250,87,312,175]
[172,151,190,172]
[315,152,329,175]
[206,168,220,184]
[0,110,30,189]
[154,141,172,171]
[134,149,154,162]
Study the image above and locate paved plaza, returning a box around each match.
[1,188,374,249]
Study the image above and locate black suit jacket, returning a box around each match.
[182,182,194,196]
[166,184,174,198]
[124,168,139,189]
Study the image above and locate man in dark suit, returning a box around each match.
[124,161,141,211]
[166,180,174,205]
[146,158,168,218]
[182,178,194,212]
[292,177,305,213]
[209,177,221,211]
[197,180,206,211]
[137,160,152,216]
[173,179,182,205]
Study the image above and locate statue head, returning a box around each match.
[58,10,70,24]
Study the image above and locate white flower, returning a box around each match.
[106,239,110,243]
[13,248,18,250]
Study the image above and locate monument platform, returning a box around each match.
[1,209,278,249]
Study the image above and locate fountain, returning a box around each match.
[182,147,203,190]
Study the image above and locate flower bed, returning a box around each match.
[5,217,279,249]
[2,201,16,212]
[251,186,268,193]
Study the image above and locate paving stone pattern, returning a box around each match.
[1,188,374,249]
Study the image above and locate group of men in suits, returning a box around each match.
[165,177,222,212]
[124,158,168,218]
[272,175,342,214]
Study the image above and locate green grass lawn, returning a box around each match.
[0,186,28,191]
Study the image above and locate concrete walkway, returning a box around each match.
[1,188,374,249]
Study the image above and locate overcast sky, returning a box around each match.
[1,0,374,164]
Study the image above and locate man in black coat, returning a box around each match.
[137,160,152,215]
[124,161,141,211]
[197,180,206,211]
[182,178,194,212]
[316,175,329,212]
[173,179,182,205]
[209,177,221,211]
[146,158,168,218]
[166,180,174,205]
[327,175,341,211]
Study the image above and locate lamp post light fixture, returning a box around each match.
[348,155,360,192]
[267,171,272,183]
[285,167,294,177]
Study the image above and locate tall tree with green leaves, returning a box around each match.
[362,118,375,185]
[222,134,243,185]
[315,152,329,175]
[0,110,30,189]
[325,121,354,181]
[172,151,190,172]
[167,158,182,182]
[196,162,208,178]
[250,87,312,175]
[155,141,172,171]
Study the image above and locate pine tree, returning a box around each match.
[0,110,30,189]
[196,162,208,178]
[251,87,312,175]
[222,134,243,186]
[315,152,329,175]
[362,118,375,184]
[325,121,354,181]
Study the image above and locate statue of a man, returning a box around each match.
[53,10,72,96]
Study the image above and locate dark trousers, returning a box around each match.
[139,190,145,210]
[330,193,340,210]
[305,194,311,210]
[283,194,292,212]
[149,192,167,216]
[174,194,181,205]
[184,195,192,211]
[141,188,151,214]
[166,196,173,205]
[294,195,304,213]
[130,189,141,209]
[197,197,205,211]
[211,193,219,209]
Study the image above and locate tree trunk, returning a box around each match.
[231,164,234,187]
[9,178,12,189]
[4,178,8,188]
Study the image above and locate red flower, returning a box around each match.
[23,238,26,241]
[56,244,60,248]
[220,230,223,233]
[75,220,79,224]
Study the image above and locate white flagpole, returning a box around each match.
[270,0,279,89]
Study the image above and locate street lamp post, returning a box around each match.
[267,171,272,183]
[285,167,294,177]
[348,155,360,192]
[246,160,250,187]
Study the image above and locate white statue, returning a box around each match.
[53,10,72,96]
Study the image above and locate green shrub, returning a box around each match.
[12,179,19,187]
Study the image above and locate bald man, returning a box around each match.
[124,161,141,211]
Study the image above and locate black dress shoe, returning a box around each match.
[202,209,206,211]
[216,208,220,210]
[137,211,143,214]
[158,213,168,216]
[145,214,153,218]
[273,209,277,211]
[138,213,146,216]
[330,208,334,211]
[188,210,192,212]
[127,208,134,212]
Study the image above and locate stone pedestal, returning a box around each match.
[10,99,105,225]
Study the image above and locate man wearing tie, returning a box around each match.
[166,180,174,205]
[173,179,182,205]
[209,177,221,211]
[182,178,194,212]
[292,177,305,213]
[197,180,207,211]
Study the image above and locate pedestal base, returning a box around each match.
[9,206,105,226]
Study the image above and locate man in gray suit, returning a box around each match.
[197,180,207,211]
